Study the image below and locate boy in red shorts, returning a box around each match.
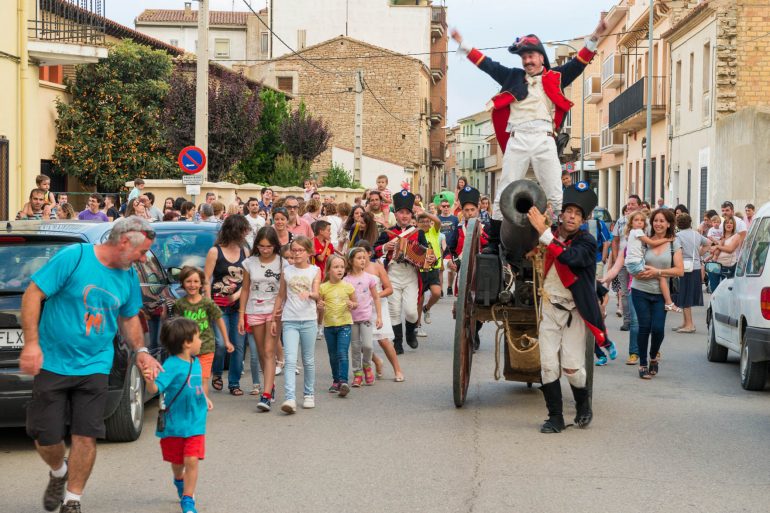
[143,317,212,513]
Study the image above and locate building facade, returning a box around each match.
[455,110,493,196]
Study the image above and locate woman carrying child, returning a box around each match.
[345,247,383,387]
[271,236,321,414]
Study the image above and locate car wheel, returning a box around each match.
[740,334,768,391]
[706,316,728,363]
[104,363,145,442]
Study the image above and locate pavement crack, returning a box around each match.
[466,381,482,513]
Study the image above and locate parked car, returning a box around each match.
[706,202,770,390]
[592,206,613,225]
[0,220,174,440]
[149,221,220,294]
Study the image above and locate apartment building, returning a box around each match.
[454,111,493,196]
[266,0,447,197]
[135,2,271,69]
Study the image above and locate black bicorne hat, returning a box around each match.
[392,189,416,213]
[562,181,598,218]
[508,34,551,70]
[458,185,481,207]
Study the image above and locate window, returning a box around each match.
[214,38,230,58]
[688,52,694,111]
[675,60,682,105]
[277,76,294,93]
[297,29,307,50]
[702,42,711,93]
[741,218,770,277]
[261,32,269,54]
[170,39,179,47]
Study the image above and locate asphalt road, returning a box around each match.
[2,294,769,513]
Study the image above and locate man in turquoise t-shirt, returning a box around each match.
[19,216,163,513]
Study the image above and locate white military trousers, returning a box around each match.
[387,261,419,325]
[494,120,563,220]
[538,300,587,387]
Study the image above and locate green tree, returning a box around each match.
[270,153,310,187]
[53,40,176,190]
[280,102,331,163]
[238,88,289,183]
[322,162,361,189]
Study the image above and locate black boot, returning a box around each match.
[392,323,404,355]
[571,385,593,429]
[540,381,565,433]
[481,219,502,255]
[405,321,419,349]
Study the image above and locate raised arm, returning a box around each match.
[451,28,514,86]
[639,234,674,248]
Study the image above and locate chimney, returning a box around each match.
[184,2,192,16]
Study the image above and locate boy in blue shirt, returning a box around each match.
[143,318,211,513]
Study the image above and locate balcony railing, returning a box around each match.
[430,96,445,123]
[431,6,446,24]
[584,75,602,104]
[471,158,485,170]
[484,154,499,170]
[601,53,624,88]
[430,141,445,163]
[600,126,625,154]
[29,0,106,45]
[430,52,446,80]
[583,134,601,160]
[609,76,667,132]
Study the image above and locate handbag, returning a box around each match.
[668,242,680,296]
[156,360,193,433]
[683,237,696,273]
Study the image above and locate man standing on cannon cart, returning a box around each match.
[451,17,608,253]
[526,183,609,434]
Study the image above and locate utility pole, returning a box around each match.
[354,70,363,183]
[644,0,654,202]
[195,0,210,196]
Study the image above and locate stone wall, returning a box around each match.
[735,1,770,111]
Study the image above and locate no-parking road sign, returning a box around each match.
[178,146,207,175]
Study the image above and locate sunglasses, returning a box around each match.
[133,229,156,241]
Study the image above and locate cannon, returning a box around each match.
[452,180,594,407]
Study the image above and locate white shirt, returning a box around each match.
[625,228,646,264]
[538,230,576,309]
[507,74,554,128]
[242,256,285,315]
[245,214,266,248]
[281,265,319,321]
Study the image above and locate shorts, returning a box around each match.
[419,269,440,288]
[198,352,214,380]
[26,370,109,446]
[160,435,206,465]
[625,260,646,276]
[246,313,272,327]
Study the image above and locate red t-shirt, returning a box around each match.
[313,238,335,281]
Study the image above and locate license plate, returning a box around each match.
[0,329,24,350]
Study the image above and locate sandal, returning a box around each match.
[638,366,652,380]
[649,360,659,376]
[211,375,223,391]
[394,375,405,383]
[250,384,261,396]
[229,387,244,396]
[664,303,683,313]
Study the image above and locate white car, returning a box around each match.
[706,202,770,390]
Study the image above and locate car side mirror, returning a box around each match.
[168,267,182,281]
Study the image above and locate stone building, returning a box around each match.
[247,36,432,194]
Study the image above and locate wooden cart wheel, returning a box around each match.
[453,218,481,407]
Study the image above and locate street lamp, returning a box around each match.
[546,42,585,182]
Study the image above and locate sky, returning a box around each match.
[107,0,615,126]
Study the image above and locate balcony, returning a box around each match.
[600,126,625,154]
[584,75,602,104]
[609,76,667,132]
[583,134,601,160]
[431,6,446,38]
[430,96,445,124]
[471,158,485,170]
[430,141,445,164]
[28,0,108,66]
[484,154,499,170]
[601,53,624,89]
[430,52,446,81]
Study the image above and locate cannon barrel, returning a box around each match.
[498,179,548,265]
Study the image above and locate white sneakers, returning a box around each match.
[280,399,296,414]
[303,395,315,409]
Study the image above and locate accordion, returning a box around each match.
[386,227,435,270]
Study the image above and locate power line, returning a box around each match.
[360,75,422,125]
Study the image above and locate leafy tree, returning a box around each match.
[322,162,361,189]
[53,40,176,190]
[270,153,310,187]
[238,89,289,183]
[163,71,262,183]
[280,102,332,163]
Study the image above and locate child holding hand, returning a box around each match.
[345,247,382,386]
[142,317,211,513]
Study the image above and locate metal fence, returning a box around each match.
[29,0,106,45]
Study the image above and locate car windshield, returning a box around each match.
[0,242,71,293]
[151,231,217,278]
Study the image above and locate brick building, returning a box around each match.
[247,36,432,194]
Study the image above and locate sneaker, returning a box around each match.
[363,365,375,385]
[59,500,81,513]
[595,356,608,366]
[608,341,618,360]
[180,495,198,513]
[619,324,630,332]
[295,366,301,375]
[423,306,431,324]
[303,395,315,409]
[173,477,185,499]
[275,364,284,376]
[43,468,68,511]
[256,395,272,412]
[416,328,428,338]
[338,382,350,397]
[626,354,639,365]
[281,399,296,414]
[328,382,340,393]
[447,286,453,296]
[352,373,363,387]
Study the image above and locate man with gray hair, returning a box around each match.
[19,216,163,513]
[198,203,217,223]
